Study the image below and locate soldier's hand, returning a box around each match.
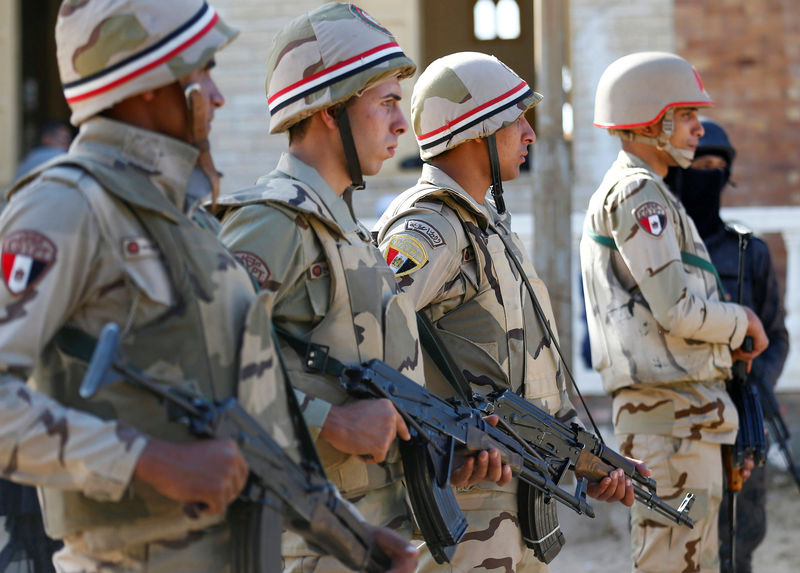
[450,415,512,488]
[320,399,410,463]
[134,437,248,515]
[584,459,651,506]
[731,307,768,372]
[371,525,418,573]
[739,455,755,483]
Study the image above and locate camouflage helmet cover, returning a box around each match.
[411,51,543,160]
[593,51,713,129]
[57,0,238,126]
[266,2,416,134]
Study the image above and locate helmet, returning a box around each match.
[411,51,542,161]
[266,2,416,134]
[594,52,713,167]
[696,118,736,166]
[57,0,238,126]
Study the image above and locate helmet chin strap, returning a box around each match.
[335,107,365,220]
[616,108,695,168]
[487,133,506,214]
[182,81,221,207]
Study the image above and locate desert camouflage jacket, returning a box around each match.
[215,152,423,496]
[0,117,258,546]
[375,164,576,419]
[581,150,746,442]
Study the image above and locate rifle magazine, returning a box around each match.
[518,483,565,564]
[399,439,467,564]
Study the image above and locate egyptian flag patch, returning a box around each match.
[634,201,668,237]
[2,230,57,295]
[233,251,271,288]
[383,234,427,277]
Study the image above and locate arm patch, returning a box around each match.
[383,234,428,277]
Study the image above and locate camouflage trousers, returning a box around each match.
[718,464,768,573]
[282,480,412,572]
[622,434,723,573]
[416,484,546,573]
[53,521,232,573]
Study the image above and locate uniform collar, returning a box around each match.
[272,152,361,233]
[71,117,200,212]
[418,162,492,228]
[614,149,660,177]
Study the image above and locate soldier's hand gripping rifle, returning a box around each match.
[477,390,696,529]
[79,323,393,573]
[338,359,596,564]
[722,224,768,573]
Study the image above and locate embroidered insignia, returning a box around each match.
[384,234,428,277]
[233,251,271,288]
[122,237,158,260]
[308,262,330,280]
[349,4,392,35]
[634,201,668,237]
[406,219,444,248]
[2,230,57,295]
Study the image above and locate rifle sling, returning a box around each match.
[415,312,473,405]
[584,225,726,298]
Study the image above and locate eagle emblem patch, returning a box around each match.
[634,201,668,237]
[383,234,427,277]
[2,230,57,295]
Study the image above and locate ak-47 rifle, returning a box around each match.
[753,376,800,491]
[722,224,768,573]
[338,359,694,564]
[477,389,697,529]
[79,323,393,573]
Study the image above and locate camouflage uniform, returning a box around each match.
[581,150,748,572]
[376,164,577,572]
[373,51,572,572]
[216,5,420,570]
[0,115,259,572]
[0,2,301,571]
[215,153,424,572]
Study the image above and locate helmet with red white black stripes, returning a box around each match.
[411,51,542,160]
[266,2,416,134]
[56,0,237,126]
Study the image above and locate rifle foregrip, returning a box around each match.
[464,425,523,473]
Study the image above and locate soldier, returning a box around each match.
[581,52,768,571]
[0,1,416,572]
[374,51,647,572]
[664,118,790,573]
[214,5,504,572]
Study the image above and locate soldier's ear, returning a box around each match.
[319,106,339,131]
[140,90,158,103]
[631,124,660,137]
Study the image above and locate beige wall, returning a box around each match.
[0,0,19,188]
[569,0,675,207]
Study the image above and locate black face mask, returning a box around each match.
[663,165,730,240]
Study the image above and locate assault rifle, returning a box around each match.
[754,376,800,491]
[79,323,392,573]
[339,359,693,564]
[478,390,697,530]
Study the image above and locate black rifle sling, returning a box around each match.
[489,223,605,443]
[415,312,473,404]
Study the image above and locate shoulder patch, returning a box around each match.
[384,234,428,277]
[2,230,57,295]
[634,201,668,237]
[405,219,445,248]
[233,251,271,288]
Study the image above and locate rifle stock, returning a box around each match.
[80,323,392,573]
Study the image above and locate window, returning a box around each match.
[473,0,521,41]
